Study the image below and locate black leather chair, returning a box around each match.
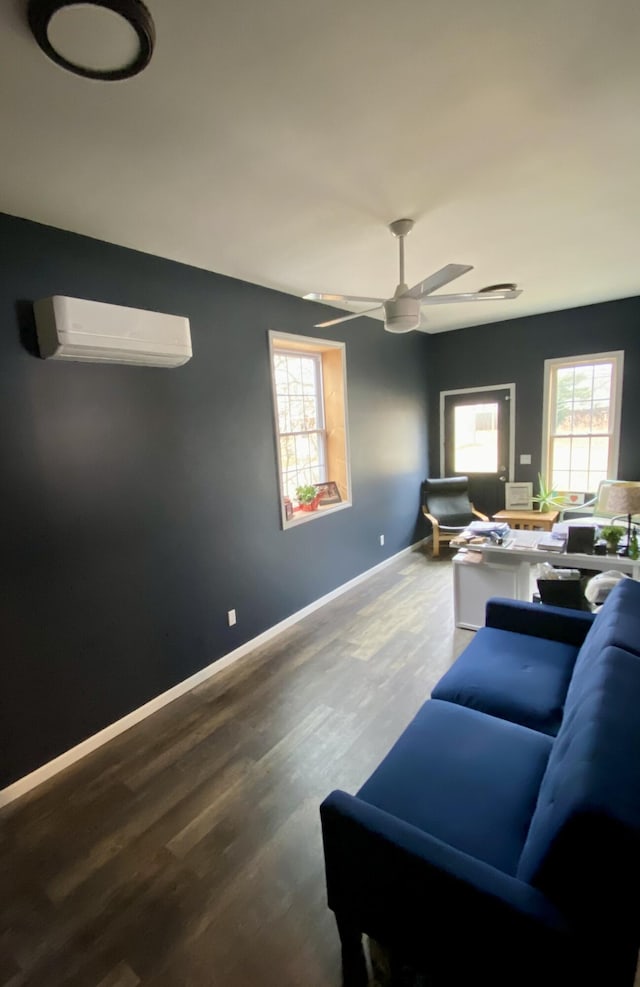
[421,476,488,557]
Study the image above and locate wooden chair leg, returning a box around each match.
[431,524,440,558]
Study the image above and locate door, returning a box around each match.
[442,386,513,518]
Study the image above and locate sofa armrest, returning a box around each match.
[321,790,575,984]
[485,597,595,646]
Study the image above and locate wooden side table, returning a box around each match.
[492,509,560,532]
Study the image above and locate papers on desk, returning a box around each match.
[468,521,511,538]
[536,532,567,552]
[452,522,510,549]
[502,530,541,550]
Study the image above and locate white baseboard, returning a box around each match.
[0,542,421,809]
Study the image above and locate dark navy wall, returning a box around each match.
[427,296,640,486]
[0,212,431,788]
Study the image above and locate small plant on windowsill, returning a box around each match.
[532,473,559,513]
[296,484,320,512]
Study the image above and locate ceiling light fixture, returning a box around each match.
[27,0,155,81]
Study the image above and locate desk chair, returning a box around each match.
[421,476,488,558]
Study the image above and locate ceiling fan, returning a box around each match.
[303,219,522,333]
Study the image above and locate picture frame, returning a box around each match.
[557,491,585,508]
[314,480,342,506]
[504,482,533,511]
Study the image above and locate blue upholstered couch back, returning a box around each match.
[518,629,640,923]
[575,576,640,658]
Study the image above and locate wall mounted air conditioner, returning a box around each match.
[33,296,192,368]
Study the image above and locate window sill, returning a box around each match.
[283,500,351,530]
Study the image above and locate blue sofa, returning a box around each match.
[320,578,640,986]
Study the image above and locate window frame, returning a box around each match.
[268,330,352,529]
[541,350,624,495]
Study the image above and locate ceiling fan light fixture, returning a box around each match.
[383,296,421,334]
[27,0,155,81]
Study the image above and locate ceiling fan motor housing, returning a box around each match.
[383,296,421,333]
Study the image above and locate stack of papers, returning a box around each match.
[468,521,511,538]
[537,533,567,552]
[507,530,543,550]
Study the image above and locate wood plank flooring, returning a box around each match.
[0,548,472,986]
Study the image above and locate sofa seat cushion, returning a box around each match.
[356,699,553,876]
[431,628,580,735]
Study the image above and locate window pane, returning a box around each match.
[591,401,609,433]
[453,403,498,473]
[572,367,595,401]
[280,435,296,472]
[587,469,608,492]
[289,398,304,430]
[303,397,318,428]
[593,365,612,399]
[552,437,571,471]
[572,401,592,433]
[555,403,573,433]
[301,359,315,388]
[570,436,590,470]
[277,397,291,432]
[274,363,289,393]
[589,436,609,472]
[569,470,589,491]
[556,367,575,394]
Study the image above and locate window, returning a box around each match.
[453,402,499,473]
[273,349,326,498]
[269,331,351,527]
[542,351,624,494]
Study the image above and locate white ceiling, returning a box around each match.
[2,0,640,332]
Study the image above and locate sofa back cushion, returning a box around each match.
[517,646,640,928]
[575,576,640,662]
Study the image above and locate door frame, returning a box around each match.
[439,383,516,481]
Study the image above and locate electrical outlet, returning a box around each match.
[227,609,237,627]
[379,534,385,546]
[520,453,532,465]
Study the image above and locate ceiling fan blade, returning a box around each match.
[405,264,474,299]
[420,289,522,305]
[314,305,383,329]
[304,292,385,305]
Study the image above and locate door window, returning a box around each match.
[453,402,499,473]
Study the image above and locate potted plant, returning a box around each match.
[532,473,559,513]
[295,484,320,512]
[599,524,625,555]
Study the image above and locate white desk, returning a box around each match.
[453,530,640,630]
